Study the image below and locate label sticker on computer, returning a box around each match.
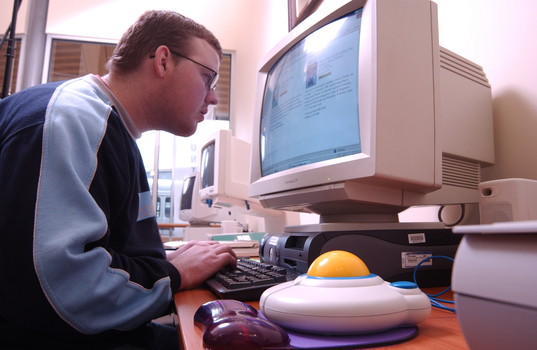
[269,236,279,245]
[401,252,433,268]
[407,233,426,244]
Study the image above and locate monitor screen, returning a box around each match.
[261,9,363,177]
[180,174,195,211]
[200,141,215,190]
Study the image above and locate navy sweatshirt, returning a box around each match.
[0,75,181,341]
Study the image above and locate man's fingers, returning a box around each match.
[169,242,238,290]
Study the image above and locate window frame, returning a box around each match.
[42,34,234,123]
[213,50,235,121]
[42,34,117,84]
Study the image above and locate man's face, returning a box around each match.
[156,38,220,137]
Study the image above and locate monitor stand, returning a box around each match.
[285,213,446,233]
[285,221,446,233]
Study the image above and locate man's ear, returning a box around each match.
[153,45,171,78]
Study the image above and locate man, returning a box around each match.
[0,10,236,349]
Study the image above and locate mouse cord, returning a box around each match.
[413,255,456,314]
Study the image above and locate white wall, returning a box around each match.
[0,1,28,32]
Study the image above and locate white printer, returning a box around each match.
[452,220,537,350]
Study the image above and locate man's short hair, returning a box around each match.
[107,10,223,74]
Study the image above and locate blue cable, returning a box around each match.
[413,255,457,314]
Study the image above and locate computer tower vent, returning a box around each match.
[440,47,490,88]
[442,156,481,190]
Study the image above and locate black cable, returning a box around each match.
[2,0,22,98]
[0,23,12,49]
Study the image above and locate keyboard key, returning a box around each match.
[205,258,300,301]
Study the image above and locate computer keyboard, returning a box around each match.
[205,258,301,301]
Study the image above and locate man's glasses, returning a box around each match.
[150,48,219,90]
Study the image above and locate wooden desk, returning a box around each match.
[173,286,469,350]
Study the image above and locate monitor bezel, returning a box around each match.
[250,0,377,196]
[179,171,233,224]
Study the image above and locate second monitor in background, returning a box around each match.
[179,171,235,240]
[198,129,282,220]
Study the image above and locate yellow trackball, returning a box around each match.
[307,250,370,278]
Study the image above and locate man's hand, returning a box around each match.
[166,241,237,290]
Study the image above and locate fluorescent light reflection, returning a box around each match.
[303,18,347,54]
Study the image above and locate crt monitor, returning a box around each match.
[248,0,495,228]
[179,171,233,225]
[199,129,282,219]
